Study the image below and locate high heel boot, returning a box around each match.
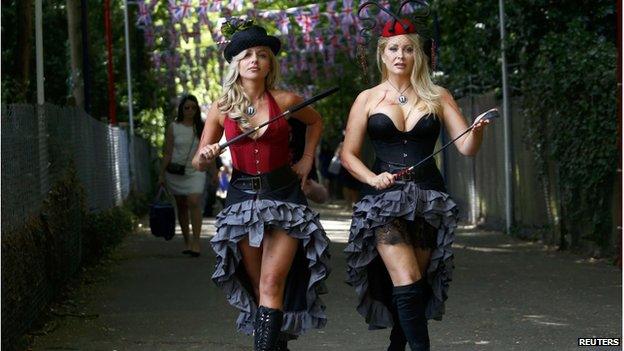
[392,280,430,351]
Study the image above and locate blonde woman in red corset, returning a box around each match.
[192,19,330,351]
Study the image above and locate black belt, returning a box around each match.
[230,165,297,193]
[374,159,434,183]
[395,171,419,182]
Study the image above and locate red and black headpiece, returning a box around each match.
[357,0,436,69]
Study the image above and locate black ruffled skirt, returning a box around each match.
[211,166,331,335]
[344,181,458,329]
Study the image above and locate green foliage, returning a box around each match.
[1,216,48,351]
[136,107,166,153]
[82,205,135,266]
[523,18,617,247]
[1,0,134,120]
[40,166,87,289]
[280,52,366,147]
[86,0,127,120]
[1,163,139,348]
[436,0,617,249]
[433,1,502,96]
[1,0,71,105]
[1,0,616,253]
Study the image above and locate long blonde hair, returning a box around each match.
[376,34,441,115]
[217,48,280,131]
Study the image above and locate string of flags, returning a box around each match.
[136,0,418,90]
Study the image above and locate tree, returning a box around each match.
[66,0,84,107]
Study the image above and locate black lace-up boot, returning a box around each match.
[392,280,430,351]
[254,306,284,351]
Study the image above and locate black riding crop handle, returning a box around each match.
[218,86,340,149]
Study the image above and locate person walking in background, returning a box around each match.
[215,163,230,210]
[341,1,492,350]
[192,19,330,351]
[158,94,205,257]
[318,141,336,196]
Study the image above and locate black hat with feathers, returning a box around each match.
[222,18,281,63]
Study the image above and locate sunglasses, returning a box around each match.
[184,105,198,110]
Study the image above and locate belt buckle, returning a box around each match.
[251,177,262,191]
[397,172,413,182]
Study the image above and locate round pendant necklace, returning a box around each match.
[245,92,265,117]
[245,105,257,117]
[386,80,411,105]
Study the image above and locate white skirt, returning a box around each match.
[165,169,206,195]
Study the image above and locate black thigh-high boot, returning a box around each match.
[388,302,407,351]
[392,280,430,351]
[254,306,284,351]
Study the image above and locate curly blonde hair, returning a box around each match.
[376,33,441,116]
[217,48,280,131]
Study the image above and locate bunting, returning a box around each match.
[135,0,419,84]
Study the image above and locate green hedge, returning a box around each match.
[1,167,141,350]
[435,0,617,252]
[523,18,617,250]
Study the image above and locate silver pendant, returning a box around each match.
[398,95,408,105]
[246,106,256,116]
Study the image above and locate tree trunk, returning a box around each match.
[15,0,34,102]
[66,0,84,108]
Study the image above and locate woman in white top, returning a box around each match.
[159,94,206,257]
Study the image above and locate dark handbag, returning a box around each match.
[166,162,186,175]
[149,186,176,241]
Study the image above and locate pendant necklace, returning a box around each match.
[386,80,411,105]
[245,92,265,117]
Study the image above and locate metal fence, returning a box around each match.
[442,93,549,231]
[1,103,156,233]
[1,103,157,350]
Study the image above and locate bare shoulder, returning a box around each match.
[348,88,375,121]
[354,87,377,105]
[206,101,226,125]
[357,84,387,113]
[369,83,390,97]
[271,89,302,109]
[355,88,371,100]
[437,86,455,104]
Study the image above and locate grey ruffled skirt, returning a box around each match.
[344,181,458,329]
[212,198,331,336]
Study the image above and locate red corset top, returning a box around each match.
[224,91,291,175]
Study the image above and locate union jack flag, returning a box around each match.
[178,0,193,19]
[136,0,151,27]
[342,0,355,26]
[197,0,210,25]
[210,0,222,13]
[277,11,290,35]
